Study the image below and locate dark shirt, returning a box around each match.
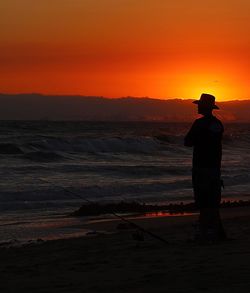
[184,115,223,168]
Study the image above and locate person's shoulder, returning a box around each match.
[194,116,206,126]
[194,117,204,123]
[190,117,204,131]
[212,115,224,127]
[210,115,224,132]
[212,115,222,123]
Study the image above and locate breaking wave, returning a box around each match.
[1,136,185,157]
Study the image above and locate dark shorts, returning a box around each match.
[192,168,222,208]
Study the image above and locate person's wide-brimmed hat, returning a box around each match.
[193,93,219,109]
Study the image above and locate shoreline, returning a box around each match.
[71,199,250,217]
[2,202,250,246]
[0,204,248,246]
[0,209,198,247]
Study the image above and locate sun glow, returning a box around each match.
[174,72,246,101]
[184,79,229,102]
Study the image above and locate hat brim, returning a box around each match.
[192,100,219,109]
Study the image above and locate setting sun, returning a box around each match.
[179,73,241,101]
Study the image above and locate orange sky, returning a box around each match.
[1,0,250,101]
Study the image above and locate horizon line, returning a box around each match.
[0,92,249,103]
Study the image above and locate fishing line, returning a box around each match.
[38,176,169,245]
[2,162,169,245]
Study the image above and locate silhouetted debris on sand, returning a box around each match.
[71,200,250,217]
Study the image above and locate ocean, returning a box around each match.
[1,121,250,242]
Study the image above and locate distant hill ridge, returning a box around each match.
[0,93,249,121]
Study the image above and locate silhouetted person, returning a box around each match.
[185,93,226,243]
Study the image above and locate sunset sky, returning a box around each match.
[1,0,250,101]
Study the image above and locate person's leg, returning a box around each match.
[211,208,227,240]
[199,208,208,239]
[193,169,211,241]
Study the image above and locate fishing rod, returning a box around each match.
[38,177,169,245]
[2,163,169,245]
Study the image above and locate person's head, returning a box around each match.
[193,93,219,116]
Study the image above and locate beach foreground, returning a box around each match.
[1,207,250,293]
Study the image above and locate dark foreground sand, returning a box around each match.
[2,207,250,293]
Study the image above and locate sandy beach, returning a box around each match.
[1,207,250,293]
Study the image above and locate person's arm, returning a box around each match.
[184,120,199,147]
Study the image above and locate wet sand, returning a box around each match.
[1,207,250,293]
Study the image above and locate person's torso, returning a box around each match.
[193,115,223,168]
